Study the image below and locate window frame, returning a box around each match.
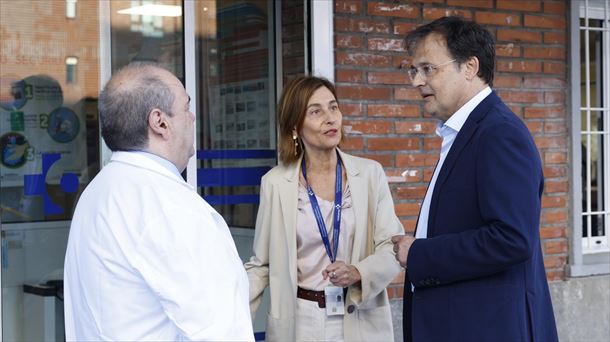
[569,0,610,277]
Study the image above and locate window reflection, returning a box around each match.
[195,0,278,228]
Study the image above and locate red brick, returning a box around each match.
[544,32,566,44]
[336,34,363,49]
[497,29,541,43]
[545,180,568,193]
[393,22,417,35]
[524,107,564,118]
[368,38,405,52]
[497,60,542,73]
[345,120,393,134]
[510,105,524,117]
[335,17,391,34]
[396,153,438,167]
[534,136,566,149]
[525,15,566,29]
[544,255,567,269]
[395,202,422,216]
[524,47,565,60]
[388,284,405,298]
[541,195,567,208]
[494,75,522,88]
[542,209,568,224]
[401,219,417,232]
[474,11,521,26]
[526,121,543,134]
[544,239,568,254]
[523,77,566,88]
[367,2,419,18]
[424,137,441,150]
[496,43,521,57]
[340,136,364,150]
[544,62,566,75]
[336,52,391,67]
[543,1,566,15]
[544,121,566,134]
[369,104,420,118]
[544,166,567,178]
[497,0,541,12]
[394,169,421,183]
[423,8,472,21]
[369,137,419,151]
[396,186,427,199]
[395,121,437,134]
[336,69,363,83]
[498,90,543,103]
[424,169,435,182]
[546,269,565,281]
[394,56,412,70]
[395,87,421,100]
[336,85,392,100]
[416,0,444,3]
[335,0,362,14]
[544,152,567,164]
[368,72,410,85]
[354,153,394,167]
[396,153,425,167]
[390,271,406,286]
[544,91,565,104]
[540,226,567,239]
[447,0,493,8]
[340,102,364,116]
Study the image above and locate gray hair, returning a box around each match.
[99,62,175,151]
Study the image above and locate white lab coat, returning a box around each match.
[64,151,253,341]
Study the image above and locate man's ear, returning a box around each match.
[148,108,170,139]
[464,56,480,81]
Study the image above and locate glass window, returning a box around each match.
[0,1,101,340]
[579,16,609,254]
[194,0,278,228]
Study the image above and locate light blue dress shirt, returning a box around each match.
[415,86,492,239]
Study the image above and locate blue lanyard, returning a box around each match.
[301,151,343,263]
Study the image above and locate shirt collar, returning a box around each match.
[438,86,492,137]
[131,150,183,179]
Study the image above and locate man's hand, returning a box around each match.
[391,235,415,268]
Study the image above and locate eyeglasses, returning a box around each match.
[404,59,456,81]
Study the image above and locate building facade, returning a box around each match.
[0,0,608,341]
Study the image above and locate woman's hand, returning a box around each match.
[322,261,361,287]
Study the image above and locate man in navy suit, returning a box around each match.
[391,17,558,341]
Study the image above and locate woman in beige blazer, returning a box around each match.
[245,76,403,341]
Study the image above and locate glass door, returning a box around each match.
[0,1,101,340]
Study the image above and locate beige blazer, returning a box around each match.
[245,149,403,341]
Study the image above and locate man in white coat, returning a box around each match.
[63,62,253,341]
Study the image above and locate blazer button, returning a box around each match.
[347,305,355,314]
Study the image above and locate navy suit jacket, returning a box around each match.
[403,91,558,342]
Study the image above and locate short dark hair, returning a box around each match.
[277,76,342,165]
[405,16,495,87]
[99,62,175,151]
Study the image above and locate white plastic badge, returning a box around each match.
[324,286,345,316]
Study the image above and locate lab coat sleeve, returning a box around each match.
[131,205,253,341]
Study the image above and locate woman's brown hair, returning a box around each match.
[277,75,343,165]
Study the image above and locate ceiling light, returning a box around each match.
[117,4,182,17]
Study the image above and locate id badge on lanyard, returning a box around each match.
[301,151,345,316]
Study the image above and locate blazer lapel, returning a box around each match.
[278,157,301,288]
[428,91,499,236]
[338,150,367,265]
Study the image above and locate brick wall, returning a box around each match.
[334,0,570,297]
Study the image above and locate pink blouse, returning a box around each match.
[296,183,355,291]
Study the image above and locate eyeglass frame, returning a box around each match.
[403,59,457,81]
